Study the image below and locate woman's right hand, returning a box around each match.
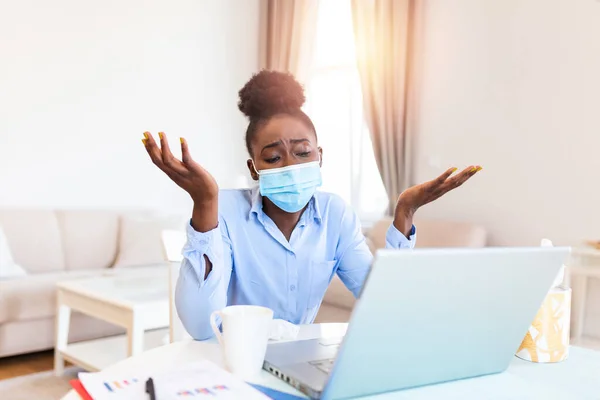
[142,132,219,232]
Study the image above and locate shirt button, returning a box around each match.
[290,285,296,291]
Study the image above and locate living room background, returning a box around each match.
[2,0,600,396]
[409,0,600,248]
[2,0,599,245]
[0,0,261,212]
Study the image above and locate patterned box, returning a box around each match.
[516,286,571,363]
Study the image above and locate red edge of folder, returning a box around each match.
[69,379,94,400]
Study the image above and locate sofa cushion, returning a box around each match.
[57,210,119,270]
[113,213,187,268]
[0,226,27,279]
[0,314,125,358]
[365,217,487,250]
[0,270,103,323]
[315,303,352,324]
[321,274,356,310]
[0,210,65,273]
[413,219,487,248]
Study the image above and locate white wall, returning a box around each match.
[0,0,259,212]
[410,0,600,247]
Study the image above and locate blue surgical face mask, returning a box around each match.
[253,159,322,213]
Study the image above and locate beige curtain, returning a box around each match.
[351,0,414,214]
[259,0,319,83]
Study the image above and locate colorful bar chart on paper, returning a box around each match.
[176,384,229,396]
[103,378,139,392]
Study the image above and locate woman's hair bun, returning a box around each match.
[238,70,306,120]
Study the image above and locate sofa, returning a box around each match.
[0,209,487,358]
[315,217,488,323]
[0,209,186,358]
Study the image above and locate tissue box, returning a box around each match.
[516,286,571,363]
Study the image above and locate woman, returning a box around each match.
[142,71,481,340]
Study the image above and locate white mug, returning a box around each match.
[210,305,274,379]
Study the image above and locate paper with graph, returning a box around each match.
[78,371,145,399]
[78,360,269,400]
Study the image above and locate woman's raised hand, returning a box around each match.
[142,132,218,203]
[393,166,482,235]
[142,132,219,232]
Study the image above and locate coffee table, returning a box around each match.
[566,246,600,349]
[54,268,170,376]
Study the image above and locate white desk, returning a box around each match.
[63,323,600,400]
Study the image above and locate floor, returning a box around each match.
[0,350,56,380]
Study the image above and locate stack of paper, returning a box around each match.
[78,360,270,400]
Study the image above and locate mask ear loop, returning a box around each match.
[251,160,260,176]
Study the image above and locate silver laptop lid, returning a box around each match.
[322,247,569,399]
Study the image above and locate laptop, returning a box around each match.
[263,247,569,399]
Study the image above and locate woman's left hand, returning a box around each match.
[393,166,482,235]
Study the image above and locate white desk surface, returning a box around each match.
[63,323,600,400]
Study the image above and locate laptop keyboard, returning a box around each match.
[310,358,335,374]
[319,336,343,346]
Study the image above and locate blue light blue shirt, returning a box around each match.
[175,188,416,340]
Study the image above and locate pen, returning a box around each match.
[146,377,157,400]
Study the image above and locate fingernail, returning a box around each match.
[143,132,149,139]
[180,137,184,144]
[451,167,458,173]
[471,167,477,172]
[476,166,483,171]
[142,138,147,145]
[158,132,164,140]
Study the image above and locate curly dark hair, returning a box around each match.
[238,70,317,155]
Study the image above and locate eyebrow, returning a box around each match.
[290,138,310,145]
[261,140,282,152]
[261,138,310,153]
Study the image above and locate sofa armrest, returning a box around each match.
[321,274,356,310]
[365,217,487,250]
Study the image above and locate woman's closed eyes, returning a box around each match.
[263,150,313,164]
[265,156,280,164]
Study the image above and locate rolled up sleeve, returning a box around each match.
[385,224,416,249]
[175,220,232,340]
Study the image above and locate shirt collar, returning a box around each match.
[249,186,322,225]
[310,194,323,224]
[249,186,264,220]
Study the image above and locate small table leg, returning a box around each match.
[127,313,144,357]
[573,274,589,343]
[54,293,72,376]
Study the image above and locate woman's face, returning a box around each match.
[247,114,322,180]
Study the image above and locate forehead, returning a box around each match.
[254,114,315,145]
